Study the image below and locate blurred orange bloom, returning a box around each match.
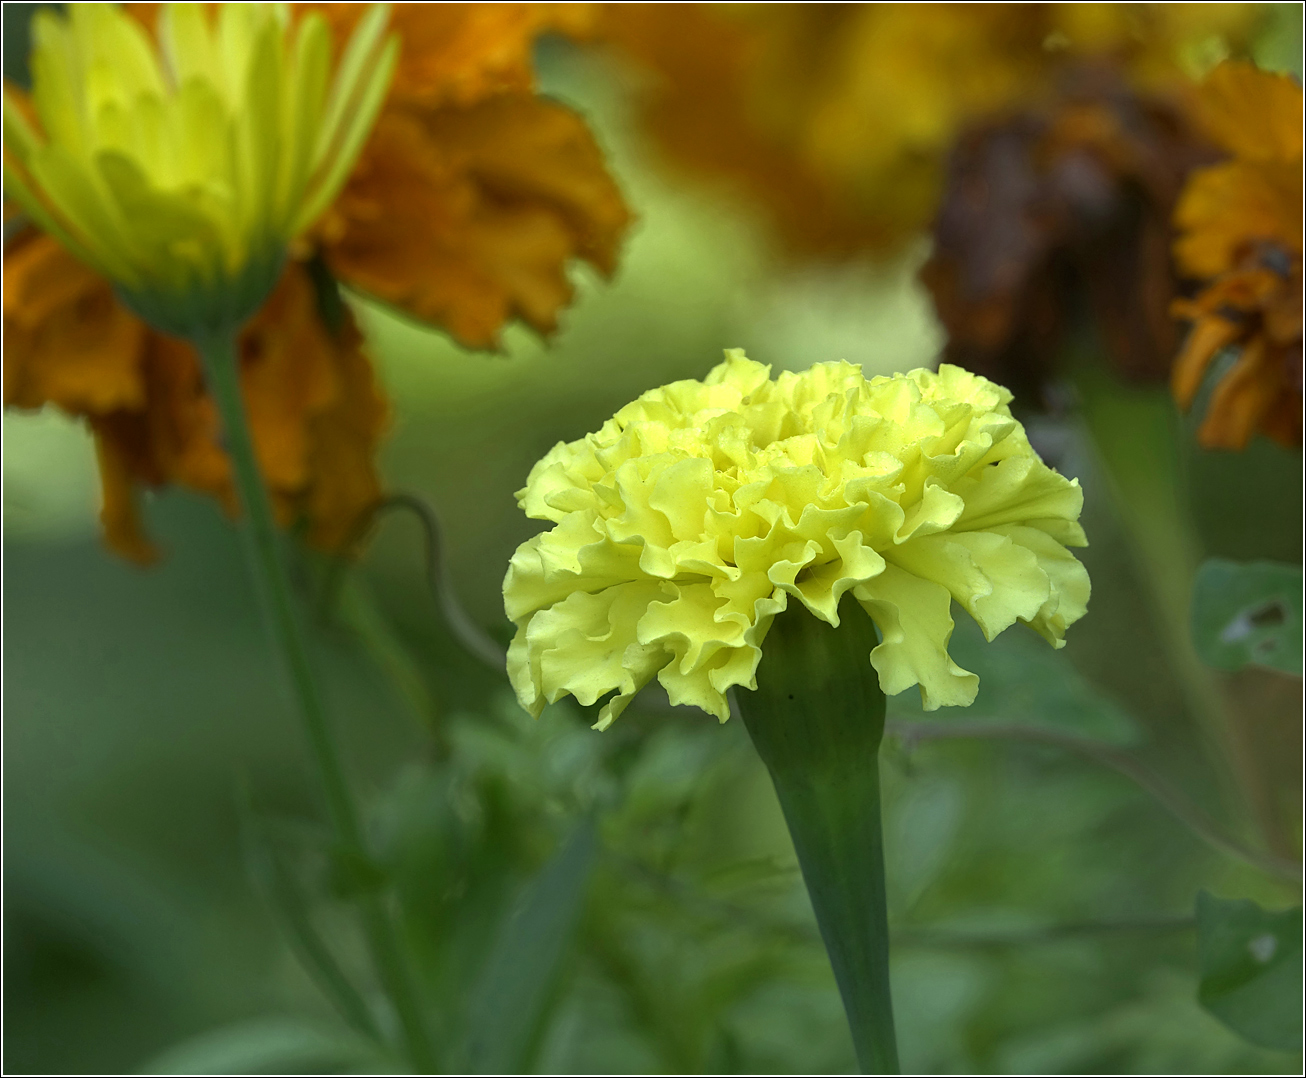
[599,2,1257,256]
[1170,61,1302,450]
[4,3,631,562]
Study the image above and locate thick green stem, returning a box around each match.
[196,330,435,1074]
[735,601,899,1074]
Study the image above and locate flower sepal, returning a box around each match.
[115,245,286,342]
[734,599,899,1074]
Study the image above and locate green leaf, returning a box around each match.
[460,817,598,1074]
[140,1017,389,1075]
[1195,891,1303,1052]
[1191,559,1302,676]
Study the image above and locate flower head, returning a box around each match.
[4,3,631,560]
[504,353,1089,729]
[1170,61,1303,450]
[3,2,397,333]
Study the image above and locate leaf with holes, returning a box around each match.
[1195,891,1302,1052]
[1191,559,1302,676]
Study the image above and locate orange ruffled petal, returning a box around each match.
[4,231,147,413]
[1170,62,1303,450]
[3,232,389,562]
[318,94,630,349]
[309,2,597,108]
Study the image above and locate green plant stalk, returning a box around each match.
[1071,367,1254,829]
[735,601,899,1074]
[196,330,435,1074]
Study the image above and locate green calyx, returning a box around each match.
[735,599,899,1074]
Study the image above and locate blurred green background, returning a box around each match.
[4,6,1303,1075]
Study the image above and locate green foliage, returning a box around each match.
[1191,559,1303,676]
[459,818,597,1073]
[5,18,1305,1077]
[1196,892,1303,1053]
[140,1018,388,1076]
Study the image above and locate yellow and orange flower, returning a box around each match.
[598,2,1257,256]
[1170,61,1302,450]
[4,3,631,561]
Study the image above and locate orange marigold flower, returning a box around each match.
[598,2,1256,256]
[1170,61,1303,450]
[4,3,631,561]
[5,229,387,563]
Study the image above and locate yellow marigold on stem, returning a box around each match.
[504,352,1090,729]
[1170,61,1303,450]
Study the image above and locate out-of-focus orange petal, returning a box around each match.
[307,2,597,108]
[1174,160,1303,278]
[3,231,147,413]
[1170,62,1303,450]
[4,246,389,558]
[1171,313,1241,408]
[1197,335,1279,450]
[1191,60,1304,164]
[596,3,901,255]
[298,311,390,551]
[320,96,630,349]
[238,265,389,546]
[90,422,160,566]
[239,272,340,496]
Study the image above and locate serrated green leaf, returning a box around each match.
[1196,891,1303,1052]
[1191,559,1302,675]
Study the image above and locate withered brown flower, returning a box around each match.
[920,64,1217,407]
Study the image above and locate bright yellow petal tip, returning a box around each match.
[503,352,1090,728]
[2,2,397,335]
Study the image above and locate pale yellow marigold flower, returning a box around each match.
[2,2,397,333]
[504,352,1090,729]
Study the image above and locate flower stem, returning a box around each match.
[735,601,899,1074]
[196,330,435,1073]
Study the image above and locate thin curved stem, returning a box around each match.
[885,718,1301,883]
[326,492,507,671]
[198,331,436,1073]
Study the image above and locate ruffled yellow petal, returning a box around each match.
[853,565,980,710]
[504,353,1089,725]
